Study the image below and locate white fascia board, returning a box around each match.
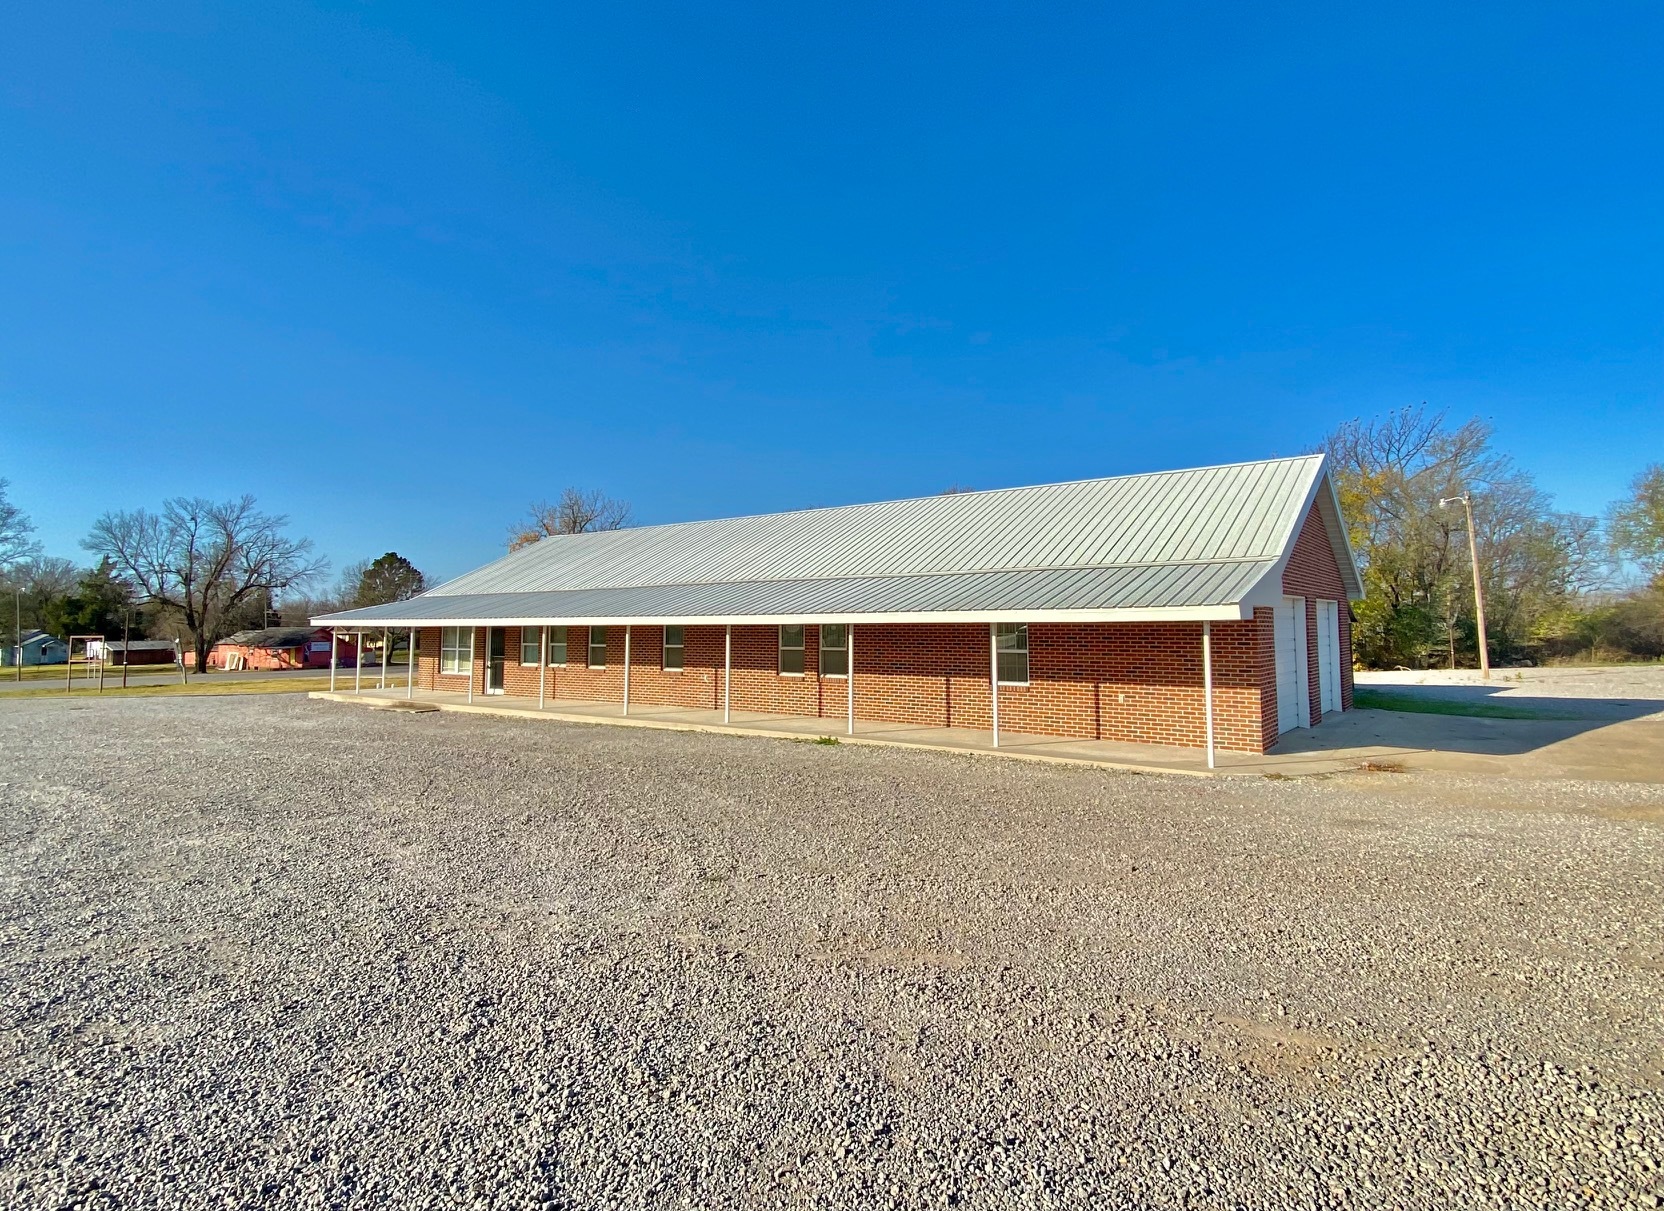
[311,604,1253,628]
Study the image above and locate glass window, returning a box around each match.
[588,625,607,668]
[995,623,1029,685]
[519,627,541,666]
[779,625,804,675]
[547,625,567,666]
[440,626,472,675]
[819,624,847,677]
[663,624,685,672]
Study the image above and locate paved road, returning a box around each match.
[0,666,410,694]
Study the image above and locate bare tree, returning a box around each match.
[507,488,631,551]
[84,496,327,673]
[0,479,41,570]
[334,558,372,604]
[1,555,80,634]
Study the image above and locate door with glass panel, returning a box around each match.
[486,627,507,694]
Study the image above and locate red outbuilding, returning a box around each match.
[210,627,354,671]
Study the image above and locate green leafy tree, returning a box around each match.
[43,560,134,640]
[1608,464,1664,585]
[347,552,427,608]
[1322,406,1607,669]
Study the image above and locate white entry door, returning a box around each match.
[1274,596,1309,733]
[1316,600,1342,715]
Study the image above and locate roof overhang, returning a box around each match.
[313,603,1254,628]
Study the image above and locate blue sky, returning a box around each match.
[3,2,1660,585]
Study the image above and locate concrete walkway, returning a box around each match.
[309,687,1365,778]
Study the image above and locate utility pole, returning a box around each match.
[13,589,19,683]
[1439,493,1490,680]
[122,608,131,689]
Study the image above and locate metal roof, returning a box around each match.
[316,454,1361,627]
[218,627,326,650]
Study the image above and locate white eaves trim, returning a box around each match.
[311,604,1254,629]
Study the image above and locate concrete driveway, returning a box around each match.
[1275,666,1664,782]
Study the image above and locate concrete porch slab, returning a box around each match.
[308,688,1365,779]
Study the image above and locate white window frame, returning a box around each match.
[778,624,805,676]
[994,622,1029,686]
[818,624,848,678]
[546,625,568,667]
[587,625,607,669]
[663,624,685,672]
[519,627,541,666]
[440,626,472,676]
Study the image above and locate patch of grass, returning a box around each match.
[1352,688,1576,721]
[0,676,342,701]
[813,735,841,745]
[1360,759,1407,774]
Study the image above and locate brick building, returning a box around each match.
[210,626,352,671]
[316,455,1361,759]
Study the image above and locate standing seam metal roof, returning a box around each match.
[316,455,1359,626]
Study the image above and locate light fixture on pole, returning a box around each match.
[1438,492,1490,681]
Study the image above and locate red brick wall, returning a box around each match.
[1280,503,1355,722]
[411,619,1271,752]
[1252,606,1280,751]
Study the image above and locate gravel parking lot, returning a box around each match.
[3,696,1662,1210]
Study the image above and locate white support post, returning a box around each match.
[407,628,416,699]
[379,627,388,691]
[990,623,1001,749]
[538,625,547,710]
[1203,621,1216,771]
[623,625,631,715]
[354,632,363,694]
[846,623,855,736]
[329,630,337,692]
[723,625,732,723]
[467,627,475,703]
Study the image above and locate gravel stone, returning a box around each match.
[2,695,1661,1209]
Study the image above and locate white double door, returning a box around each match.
[1315,599,1343,715]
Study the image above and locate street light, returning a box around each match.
[1439,492,1491,680]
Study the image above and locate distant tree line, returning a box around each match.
[1322,406,1663,668]
[8,440,1656,678]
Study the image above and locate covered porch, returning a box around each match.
[308,683,1362,778]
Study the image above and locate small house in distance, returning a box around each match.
[89,639,179,667]
[3,630,69,667]
[210,627,353,671]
